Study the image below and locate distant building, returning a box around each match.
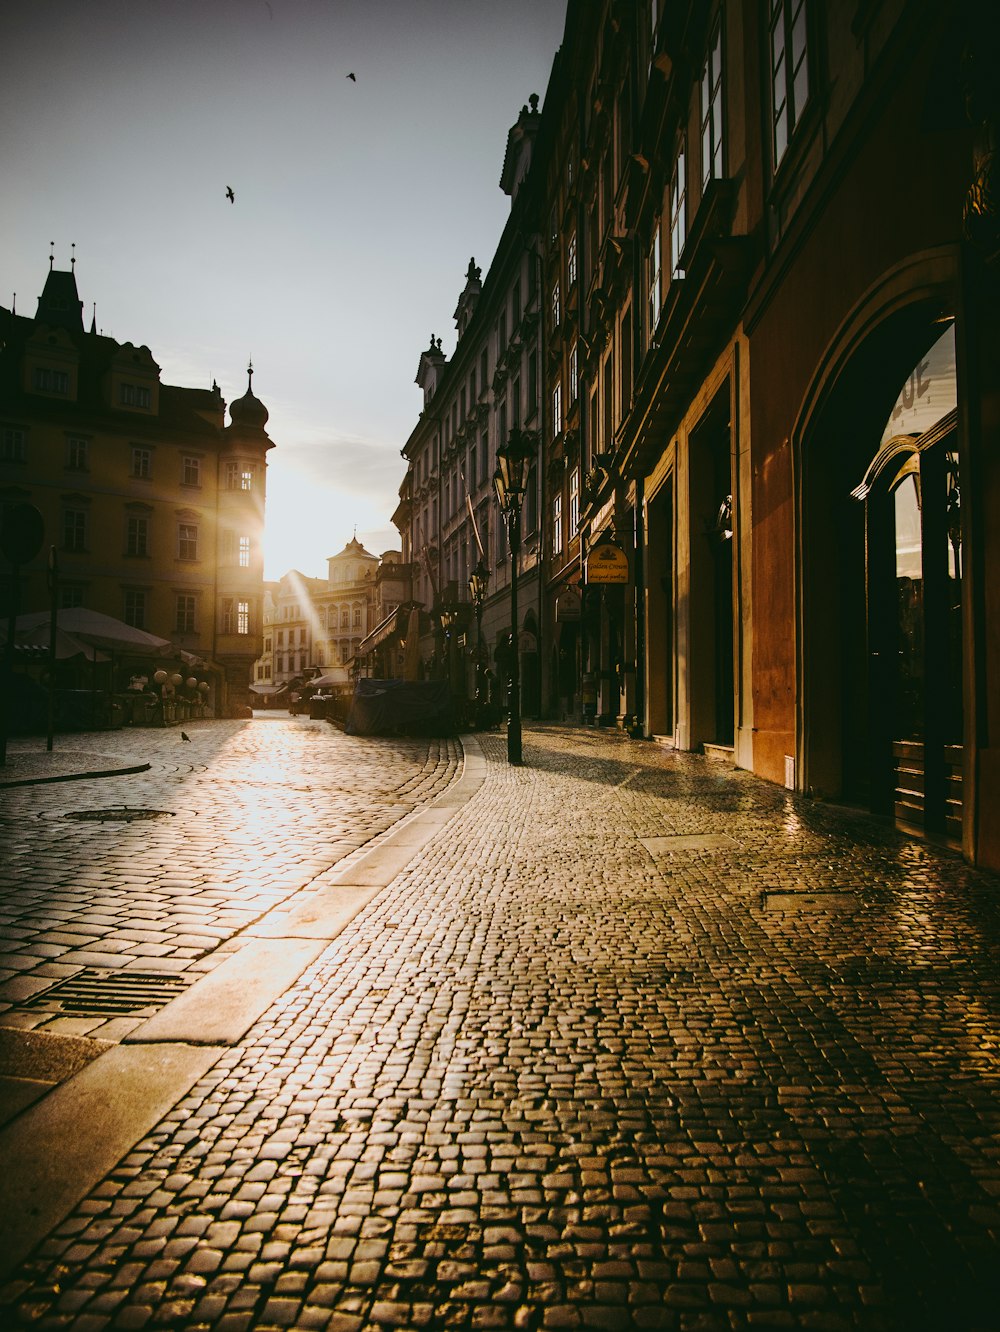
[254,539,405,699]
[0,260,272,716]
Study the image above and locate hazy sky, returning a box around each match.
[1,0,567,579]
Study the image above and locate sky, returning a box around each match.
[1,0,568,580]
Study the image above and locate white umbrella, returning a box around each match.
[11,608,171,655]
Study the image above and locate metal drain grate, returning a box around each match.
[64,808,174,823]
[25,969,189,1016]
[763,890,857,912]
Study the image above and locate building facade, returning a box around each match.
[396,0,1000,871]
[0,262,272,716]
[255,539,404,695]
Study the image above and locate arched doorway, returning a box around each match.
[796,253,966,845]
[851,324,961,839]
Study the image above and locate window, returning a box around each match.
[123,589,146,629]
[33,367,69,395]
[60,583,85,609]
[469,445,477,491]
[126,515,149,557]
[570,344,579,403]
[770,0,809,167]
[131,446,151,478]
[551,281,561,330]
[66,436,89,470]
[182,455,201,487]
[119,383,151,408]
[238,535,251,568]
[225,461,240,489]
[175,594,196,633]
[569,467,580,534]
[498,310,508,355]
[512,277,521,329]
[567,232,578,288]
[552,492,564,557]
[63,509,87,552]
[670,139,687,279]
[648,226,662,339]
[353,604,362,628]
[702,17,724,188]
[241,468,254,492]
[620,309,633,416]
[552,383,563,438]
[1,428,26,462]
[222,599,251,634]
[178,523,199,561]
[340,607,350,629]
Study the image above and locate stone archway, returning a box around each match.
[792,249,961,810]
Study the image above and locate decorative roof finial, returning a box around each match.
[71,242,76,271]
[247,357,254,390]
[529,93,539,114]
[49,242,54,271]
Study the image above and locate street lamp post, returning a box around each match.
[494,428,536,765]
[468,557,489,727]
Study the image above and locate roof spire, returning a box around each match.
[247,356,254,391]
[49,242,54,271]
[71,242,76,272]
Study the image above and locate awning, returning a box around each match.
[359,608,404,654]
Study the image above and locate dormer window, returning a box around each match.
[120,383,152,409]
[33,367,69,395]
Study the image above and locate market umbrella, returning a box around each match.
[0,620,109,661]
[11,608,171,655]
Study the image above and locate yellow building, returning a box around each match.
[0,262,272,716]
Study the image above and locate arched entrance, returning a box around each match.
[851,324,961,838]
[796,251,966,845]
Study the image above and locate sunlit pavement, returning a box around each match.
[2,721,999,1330]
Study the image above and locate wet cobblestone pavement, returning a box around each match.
[0,717,459,1040]
[2,722,999,1330]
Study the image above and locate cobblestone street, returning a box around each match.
[1,719,998,1330]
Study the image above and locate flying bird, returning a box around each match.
[346,72,356,82]
[225,186,235,204]
[180,731,191,742]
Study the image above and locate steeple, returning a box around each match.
[35,256,84,333]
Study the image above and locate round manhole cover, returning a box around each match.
[64,808,174,823]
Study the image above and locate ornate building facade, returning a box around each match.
[395,0,1000,871]
[0,261,272,716]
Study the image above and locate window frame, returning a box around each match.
[177,522,199,562]
[701,15,724,189]
[769,0,810,169]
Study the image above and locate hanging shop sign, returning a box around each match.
[586,542,629,584]
[556,587,582,621]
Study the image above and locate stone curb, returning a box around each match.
[0,761,152,789]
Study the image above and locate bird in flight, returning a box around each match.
[225,186,235,204]
[346,72,356,82]
[180,731,191,742]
